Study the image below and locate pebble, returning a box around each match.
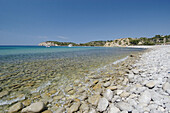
[138,90,151,105]
[103,89,113,101]
[163,82,170,94]
[145,81,156,88]
[108,103,120,113]
[97,97,108,112]
[117,102,133,112]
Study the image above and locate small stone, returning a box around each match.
[103,81,111,87]
[21,102,45,113]
[107,86,118,90]
[103,89,113,101]
[120,91,130,98]
[145,81,156,88]
[108,103,120,113]
[163,82,170,94]
[115,90,123,95]
[42,110,53,113]
[8,102,23,113]
[97,97,109,112]
[67,102,80,113]
[88,94,101,106]
[117,102,133,112]
[138,90,151,105]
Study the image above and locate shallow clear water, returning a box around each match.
[0,46,144,110]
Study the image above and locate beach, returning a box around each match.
[1,45,170,113]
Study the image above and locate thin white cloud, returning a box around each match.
[56,36,68,40]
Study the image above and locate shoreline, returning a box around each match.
[3,46,167,113]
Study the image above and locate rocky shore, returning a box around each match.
[4,45,170,113]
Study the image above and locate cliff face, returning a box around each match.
[38,42,58,46]
[104,38,131,47]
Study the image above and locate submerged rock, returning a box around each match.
[88,94,101,106]
[67,102,80,113]
[0,91,9,98]
[21,102,45,113]
[8,102,23,113]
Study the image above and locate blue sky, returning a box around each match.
[0,0,170,45]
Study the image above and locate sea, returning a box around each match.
[0,46,144,111]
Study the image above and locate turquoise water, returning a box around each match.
[0,46,144,111]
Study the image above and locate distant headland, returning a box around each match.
[39,35,170,47]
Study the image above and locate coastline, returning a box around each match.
[3,45,170,112]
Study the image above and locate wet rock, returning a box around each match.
[21,102,45,113]
[0,91,9,98]
[8,102,23,113]
[88,94,101,106]
[117,102,133,112]
[67,102,80,113]
[97,97,108,112]
[103,89,113,101]
[145,81,156,88]
[108,103,120,113]
[163,82,170,94]
[138,90,151,105]
[42,110,53,113]
[54,107,65,113]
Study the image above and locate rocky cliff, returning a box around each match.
[38,42,58,46]
[104,38,131,47]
